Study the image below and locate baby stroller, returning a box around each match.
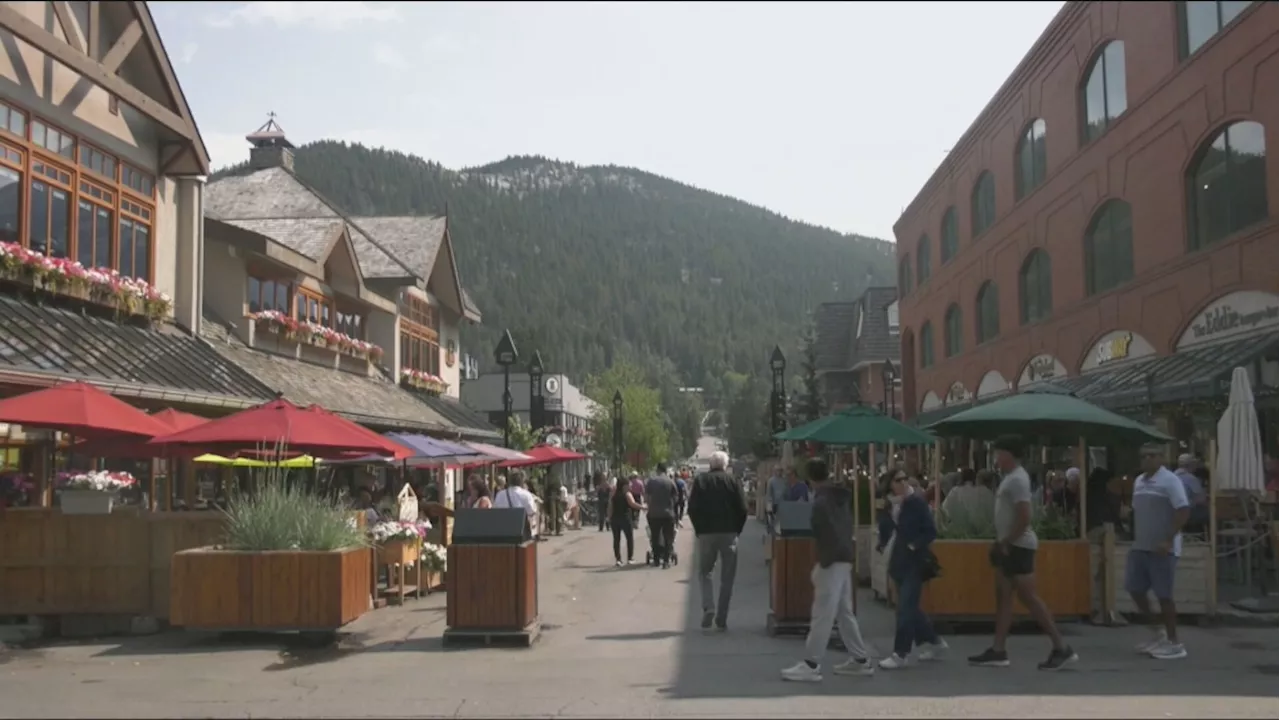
[644,520,680,567]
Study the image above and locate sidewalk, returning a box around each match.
[0,520,1276,718]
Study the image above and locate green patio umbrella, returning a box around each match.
[775,404,936,446]
[924,386,1171,444]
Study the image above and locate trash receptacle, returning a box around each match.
[444,508,539,647]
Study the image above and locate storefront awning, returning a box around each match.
[1081,331,1278,410]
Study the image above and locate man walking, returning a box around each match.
[544,469,563,537]
[595,472,612,532]
[674,471,689,528]
[968,436,1078,671]
[765,464,789,535]
[688,450,748,631]
[1129,443,1191,659]
[645,463,679,567]
[781,459,874,681]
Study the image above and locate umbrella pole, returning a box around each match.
[1076,438,1087,541]
[1208,438,1219,616]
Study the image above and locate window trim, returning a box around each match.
[1176,1,1257,60]
[1079,40,1127,145]
[975,281,1000,345]
[400,326,441,376]
[294,286,334,326]
[970,171,996,238]
[944,303,963,358]
[1185,119,1270,252]
[0,98,159,284]
[920,321,934,369]
[939,207,959,265]
[915,235,931,286]
[246,273,293,315]
[1018,249,1053,326]
[898,255,912,299]
[1083,199,1135,297]
[1014,118,1047,202]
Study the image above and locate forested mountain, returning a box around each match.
[212,143,895,394]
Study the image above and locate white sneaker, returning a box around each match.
[833,657,875,676]
[1148,641,1187,660]
[916,638,949,661]
[1135,629,1168,655]
[781,661,822,682]
[878,653,909,670]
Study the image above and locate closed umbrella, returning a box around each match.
[1215,367,1265,492]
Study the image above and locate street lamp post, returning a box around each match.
[494,330,519,448]
[529,350,545,435]
[881,359,896,419]
[612,390,625,472]
[769,346,787,452]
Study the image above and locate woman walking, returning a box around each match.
[463,475,493,509]
[880,470,947,669]
[610,471,646,566]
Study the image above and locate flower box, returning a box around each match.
[0,241,171,321]
[60,489,115,515]
[400,369,449,396]
[378,538,420,566]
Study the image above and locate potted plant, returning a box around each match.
[421,542,447,593]
[169,461,373,634]
[370,520,427,566]
[55,470,136,514]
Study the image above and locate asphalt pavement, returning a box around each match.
[1,517,1276,718]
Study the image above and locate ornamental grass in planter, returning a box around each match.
[170,458,373,632]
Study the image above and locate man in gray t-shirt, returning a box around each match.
[644,463,679,567]
[969,435,1075,671]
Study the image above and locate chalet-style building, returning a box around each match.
[813,286,904,418]
[0,1,276,419]
[201,119,496,440]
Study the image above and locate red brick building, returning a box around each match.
[895,1,1277,449]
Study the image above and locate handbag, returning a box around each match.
[920,546,942,582]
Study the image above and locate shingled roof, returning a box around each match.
[350,216,447,279]
[814,287,901,373]
[814,302,857,372]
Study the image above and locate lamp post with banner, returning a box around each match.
[770,346,787,453]
[495,330,519,448]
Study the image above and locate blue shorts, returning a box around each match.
[1124,549,1178,601]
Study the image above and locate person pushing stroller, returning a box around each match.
[645,463,679,568]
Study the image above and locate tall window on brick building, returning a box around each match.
[940,207,959,264]
[975,281,1000,344]
[944,303,962,358]
[916,234,931,285]
[971,172,996,237]
[1019,249,1053,325]
[898,255,912,298]
[920,321,935,369]
[1015,119,1047,200]
[1081,41,1127,143]
[1188,121,1268,250]
[1178,1,1255,58]
[1084,200,1134,296]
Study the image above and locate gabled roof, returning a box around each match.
[350,216,447,280]
[814,302,857,372]
[848,287,901,368]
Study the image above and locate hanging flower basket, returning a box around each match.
[248,310,385,362]
[400,369,449,396]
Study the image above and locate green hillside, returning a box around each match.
[213,143,895,391]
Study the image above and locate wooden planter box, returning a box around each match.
[60,490,115,515]
[378,538,420,566]
[770,536,816,623]
[855,526,876,583]
[169,546,372,631]
[446,541,537,631]
[919,540,1091,620]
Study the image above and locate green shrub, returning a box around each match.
[221,456,367,552]
[936,488,1080,542]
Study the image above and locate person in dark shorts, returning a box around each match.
[968,435,1077,671]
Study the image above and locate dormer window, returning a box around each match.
[400,292,440,377]
[246,274,290,314]
[887,301,900,335]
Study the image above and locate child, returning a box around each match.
[781,459,875,682]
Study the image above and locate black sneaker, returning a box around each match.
[967,648,1010,667]
[700,611,714,630]
[1038,646,1078,671]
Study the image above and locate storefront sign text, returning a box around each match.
[1027,356,1058,382]
[946,382,971,405]
[1187,302,1278,343]
[1095,332,1133,365]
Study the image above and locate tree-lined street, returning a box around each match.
[2,516,1274,719]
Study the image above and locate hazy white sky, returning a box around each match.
[153,1,1065,242]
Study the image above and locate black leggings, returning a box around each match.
[611,517,634,562]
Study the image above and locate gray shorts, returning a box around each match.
[1124,549,1178,601]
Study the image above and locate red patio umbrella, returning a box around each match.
[77,408,209,458]
[148,396,407,459]
[302,405,414,461]
[498,444,588,468]
[0,381,171,439]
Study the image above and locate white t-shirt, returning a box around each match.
[995,466,1038,550]
[1132,466,1190,557]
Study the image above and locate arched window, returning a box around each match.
[898,255,912,298]
[1084,200,1134,296]
[1179,1,1254,58]
[916,235,931,285]
[1015,119,1047,200]
[920,321,935,369]
[975,281,1000,344]
[1019,249,1052,325]
[971,171,996,237]
[1081,41,1127,143]
[1188,121,1268,250]
[940,207,959,264]
[944,304,962,358]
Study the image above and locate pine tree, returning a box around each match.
[794,311,824,423]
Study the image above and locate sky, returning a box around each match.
[152,1,1065,243]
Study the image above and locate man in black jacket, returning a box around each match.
[687,451,747,631]
[781,459,873,682]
